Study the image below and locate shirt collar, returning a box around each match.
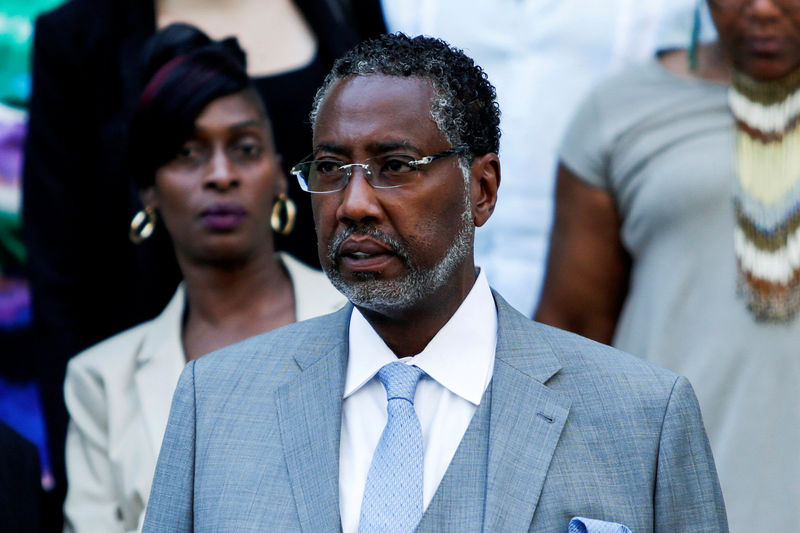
[344,269,497,405]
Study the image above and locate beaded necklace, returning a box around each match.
[730,67,800,321]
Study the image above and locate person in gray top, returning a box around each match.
[536,1,800,530]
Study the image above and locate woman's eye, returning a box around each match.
[170,144,206,167]
[177,145,199,160]
[236,143,263,158]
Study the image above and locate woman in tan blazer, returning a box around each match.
[62,24,345,533]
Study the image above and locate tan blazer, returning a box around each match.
[63,253,346,533]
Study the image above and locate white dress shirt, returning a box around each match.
[339,269,498,533]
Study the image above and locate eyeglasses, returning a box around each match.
[290,146,470,194]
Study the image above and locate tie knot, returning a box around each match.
[377,362,424,404]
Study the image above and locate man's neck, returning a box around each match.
[357,267,479,358]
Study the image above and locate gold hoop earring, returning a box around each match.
[129,206,157,244]
[270,193,296,235]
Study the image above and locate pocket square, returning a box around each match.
[568,517,632,533]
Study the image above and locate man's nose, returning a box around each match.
[204,149,239,190]
[336,165,382,223]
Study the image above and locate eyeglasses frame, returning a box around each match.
[291,145,471,194]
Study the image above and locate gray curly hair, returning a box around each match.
[309,33,501,165]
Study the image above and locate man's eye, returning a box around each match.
[381,157,414,174]
[314,160,341,175]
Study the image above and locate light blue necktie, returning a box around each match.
[358,362,425,533]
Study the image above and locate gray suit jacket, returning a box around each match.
[143,293,727,532]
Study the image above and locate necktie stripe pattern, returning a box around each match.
[358,362,425,533]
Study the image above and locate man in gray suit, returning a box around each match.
[143,34,727,532]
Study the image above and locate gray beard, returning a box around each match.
[323,208,474,314]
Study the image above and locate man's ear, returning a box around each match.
[470,153,500,227]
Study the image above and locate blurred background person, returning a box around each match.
[0,2,65,531]
[536,0,800,529]
[0,420,45,533]
[62,24,346,533]
[383,0,717,316]
[22,0,384,522]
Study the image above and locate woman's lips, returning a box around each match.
[200,203,247,231]
[745,37,783,56]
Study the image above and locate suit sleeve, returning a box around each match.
[142,362,197,532]
[63,360,128,533]
[654,376,728,532]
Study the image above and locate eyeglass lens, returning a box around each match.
[299,154,419,192]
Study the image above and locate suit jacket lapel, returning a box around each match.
[274,294,571,532]
[417,382,492,533]
[275,305,353,533]
[483,293,572,533]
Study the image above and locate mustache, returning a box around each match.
[327,224,411,266]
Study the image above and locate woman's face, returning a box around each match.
[145,90,285,266]
[709,0,800,80]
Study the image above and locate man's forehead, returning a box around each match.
[316,75,435,122]
[312,75,445,150]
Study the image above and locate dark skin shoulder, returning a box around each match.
[534,164,630,345]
